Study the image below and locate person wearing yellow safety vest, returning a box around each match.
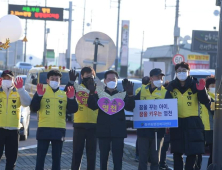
[0,70,31,170]
[198,76,215,168]
[135,76,150,96]
[131,76,150,163]
[127,68,167,170]
[65,67,98,170]
[165,62,210,170]
[30,69,78,170]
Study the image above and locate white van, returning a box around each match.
[174,69,215,80]
[189,69,215,80]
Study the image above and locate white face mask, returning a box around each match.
[153,80,163,88]
[177,72,188,81]
[106,81,117,89]
[49,81,60,90]
[209,87,215,94]
[2,80,13,89]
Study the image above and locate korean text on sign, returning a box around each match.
[133,99,178,128]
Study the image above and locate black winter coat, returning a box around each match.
[133,90,165,139]
[165,76,210,155]
[87,88,135,138]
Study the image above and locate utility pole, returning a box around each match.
[82,0,86,36]
[93,38,104,73]
[14,41,17,65]
[140,31,144,78]
[171,0,180,79]
[24,0,28,62]
[212,0,222,169]
[115,0,121,71]
[43,0,47,66]
[66,1,72,69]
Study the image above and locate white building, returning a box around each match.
[0,40,24,66]
[142,42,208,80]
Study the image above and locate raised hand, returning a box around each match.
[37,83,46,96]
[69,69,79,82]
[14,77,23,89]
[126,81,134,96]
[122,78,128,92]
[87,78,96,95]
[66,86,75,99]
[196,79,205,91]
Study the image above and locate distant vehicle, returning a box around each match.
[189,69,215,80]
[16,75,30,141]
[15,62,33,70]
[101,78,142,129]
[174,69,215,80]
[25,66,70,98]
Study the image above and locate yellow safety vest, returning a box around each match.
[38,85,67,128]
[140,85,166,100]
[0,88,21,128]
[200,92,215,131]
[74,84,98,124]
[170,88,199,118]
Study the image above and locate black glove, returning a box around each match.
[87,78,96,95]
[126,81,134,96]
[122,78,129,91]
[69,69,79,82]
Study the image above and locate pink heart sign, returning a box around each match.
[76,91,89,106]
[98,97,125,115]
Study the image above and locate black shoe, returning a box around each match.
[159,165,171,170]
[134,155,139,162]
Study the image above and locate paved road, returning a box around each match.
[18,113,210,169]
[19,113,138,148]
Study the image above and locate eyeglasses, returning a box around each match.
[176,70,188,73]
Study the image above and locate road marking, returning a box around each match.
[167,155,210,158]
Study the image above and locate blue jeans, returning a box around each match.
[35,140,63,170]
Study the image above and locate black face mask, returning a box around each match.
[82,77,91,88]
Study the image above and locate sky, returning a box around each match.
[0,0,220,71]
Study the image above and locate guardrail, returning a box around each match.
[0,65,29,76]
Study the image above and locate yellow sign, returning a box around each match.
[187,55,210,61]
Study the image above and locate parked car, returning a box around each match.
[174,69,215,80]
[189,69,215,80]
[16,75,30,141]
[15,62,33,70]
[25,66,70,97]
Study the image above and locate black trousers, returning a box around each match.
[138,137,163,170]
[136,138,139,156]
[35,140,63,170]
[0,128,19,170]
[208,144,213,167]
[71,128,97,170]
[173,153,196,170]
[99,137,124,170]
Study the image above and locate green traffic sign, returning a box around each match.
[46,49,55,59]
